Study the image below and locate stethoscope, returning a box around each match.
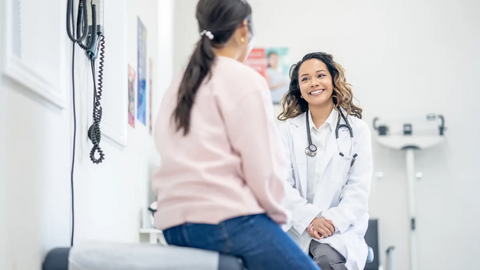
[305,108,358,167]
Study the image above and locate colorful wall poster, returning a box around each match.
[137,17,147,126]
[128,65,136,128]
[244,48,267,79]
[149,58,153,135]
[265,47,291,104]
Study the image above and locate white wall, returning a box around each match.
[0,0,7,267]
[174,1,480,269]
[0,0,173,269]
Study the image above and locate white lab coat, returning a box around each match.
[278,110,373,270]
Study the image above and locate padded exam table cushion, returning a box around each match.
[43,241,245,270]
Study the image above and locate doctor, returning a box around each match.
[277,52,373,270]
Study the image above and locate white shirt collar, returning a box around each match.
[308,108,337,132]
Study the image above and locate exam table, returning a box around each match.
[42,241,245,270]
[43,220,377,270]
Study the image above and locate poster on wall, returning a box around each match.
[149,58,153,135]
[265,47,291,104]
[137,17,147,126]
[128,65,136,128]
[244,48,267,79]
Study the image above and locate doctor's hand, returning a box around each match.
[307,218,335,240]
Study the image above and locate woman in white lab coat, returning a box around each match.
[278,52,373,270]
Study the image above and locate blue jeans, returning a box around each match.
[163,214,320,270]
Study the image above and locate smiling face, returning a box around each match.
[298,59,334,108]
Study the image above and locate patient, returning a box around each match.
[151,0,319,269]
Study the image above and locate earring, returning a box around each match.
[241,37,246,44]
[300,95,304,99]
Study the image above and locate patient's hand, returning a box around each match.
[307,218,335,240]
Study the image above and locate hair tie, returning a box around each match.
[200,30,214,40]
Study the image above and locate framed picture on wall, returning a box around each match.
[149,58,153,135]
[128,65,136,128]
[137,17,147,126]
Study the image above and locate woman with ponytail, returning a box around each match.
[152,1,319,269]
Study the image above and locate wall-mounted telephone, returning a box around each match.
[67,0,105,164]
[65,0,106,247]
[67,0,105,165]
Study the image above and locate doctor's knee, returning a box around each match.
[310,242,347,270]
[312,255,347,270]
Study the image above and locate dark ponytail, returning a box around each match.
[173,0,252,135]
[173,37,215,135]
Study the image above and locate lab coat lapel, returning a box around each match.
[292,114,308,197]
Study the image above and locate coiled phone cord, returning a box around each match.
[88,35,105,164]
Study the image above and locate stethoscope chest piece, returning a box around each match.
[305,144,317,157]
[304,108,357,161]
